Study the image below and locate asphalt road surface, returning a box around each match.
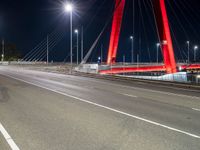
[0,66,200,150]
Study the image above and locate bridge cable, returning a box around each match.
[80,0,123,65]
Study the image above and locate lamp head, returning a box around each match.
[74,29,78,33]
[64,3,73,12]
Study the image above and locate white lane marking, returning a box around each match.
[0,123,20,150]
[4,74,200,139]
[192,108,200,112]
[91,79,200,100]
[122,93,138,98]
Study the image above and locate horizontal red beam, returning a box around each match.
[181,64,200,70]
[99,64,200,74]
[99,65,166,74]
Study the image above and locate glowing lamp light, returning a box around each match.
[64,3,73,12]
[162,40,168,45]
[179,66,182,71]
[74,29,78,33]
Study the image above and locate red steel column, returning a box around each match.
[107,0,126,65]
[152,0,177,73]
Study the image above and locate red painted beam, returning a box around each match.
[99,64,200,75]
[100,65,166,74]
[106,0,177,74]
[152,0,177,74]
[181,64,200,70]
[107,0,126,65]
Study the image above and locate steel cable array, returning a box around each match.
[22,26,65,62]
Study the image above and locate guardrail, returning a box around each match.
[118,73,200,84]
[72,71,200,90]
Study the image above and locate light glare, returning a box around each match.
[64,3,73,12]
[194,46,198,50]
[74,29,78,33]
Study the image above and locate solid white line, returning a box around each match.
[122,93,138,98]
[192,108,200,112]
[0,123,20,150]
[2,74,200,139]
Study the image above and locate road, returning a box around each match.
[0,65,200,150]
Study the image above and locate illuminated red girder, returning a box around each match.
[181,64,200,70]
[107,0,126,64]
[106,0,178,74]
[100,65,166,74]
[152,0,177,73]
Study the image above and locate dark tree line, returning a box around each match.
[0,42,21,61]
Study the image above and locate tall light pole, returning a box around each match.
[130,36,134,63]
[186,41,190,63]
[101,44,103,63]
[194,45,198,62]
[74,29,79,65]
[156,43,160,64]
[81,26,84,62]
[1,39,4,62]
[64,3,73,72]
[123,55,126,76]
[137,54,139,67]
[47,35,49,65]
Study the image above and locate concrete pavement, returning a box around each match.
[0,66,200,150]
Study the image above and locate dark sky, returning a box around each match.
[0,0,200,62]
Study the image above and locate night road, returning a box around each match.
[0,66,200,150]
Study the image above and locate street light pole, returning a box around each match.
[123,55,125,76]
[130,36,134,63]
[70,11,73,70]
[137,54,139,67]
[156,43,160,64]
[101,44,103,63]
[194,46,198,62]
[81,26,84,62]
[64,3,73,72]
[74,29,79,65]
[1,39,4,62]
[47,35,49,65]
[187,41,190,63]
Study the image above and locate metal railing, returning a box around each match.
[118,72,200,84]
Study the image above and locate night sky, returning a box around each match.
[0,0,200,62]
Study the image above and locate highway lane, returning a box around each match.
[0,66,200,149]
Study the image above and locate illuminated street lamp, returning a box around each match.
[1,39,4,62]
[74,29,79,65]
[194,45,198,62]
[64,3,73,12]
[1,54,4,62]
[186,41,190,63]
[156,43,160,63]
[64,3,73,72]
[130,36,134,63]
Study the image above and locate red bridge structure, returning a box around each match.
[100,0,200,74]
